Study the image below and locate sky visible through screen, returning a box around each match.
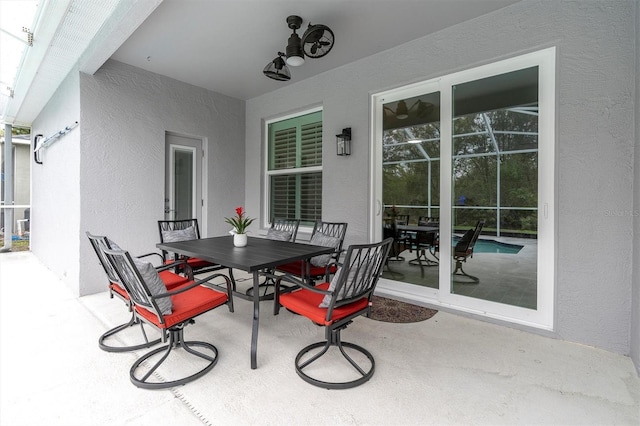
[0,0,39,104]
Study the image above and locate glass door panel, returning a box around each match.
[164,133,202,223]
[173,148,194,220]
[372,47,555,329]
[380,91,440,289]
[450,67,539,309]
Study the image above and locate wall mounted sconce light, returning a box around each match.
[336,127,351,156]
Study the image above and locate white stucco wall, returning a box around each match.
[631,0,639,375]
[76,60,245,296]
[245,0,637,355]
[30,70,81,292]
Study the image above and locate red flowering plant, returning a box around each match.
[225,206,255,234]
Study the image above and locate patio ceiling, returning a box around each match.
[0,0,520,128]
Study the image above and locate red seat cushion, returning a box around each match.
[135,283,228,329]
[279,282,369,326]
[187,257,216,269]
[165,257,217,270]
[109,282,129,300]
[110,272,187,301]
[158,270,190,289]
[276,260,338,278]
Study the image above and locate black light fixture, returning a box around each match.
[263,52,291,81]
[336,128,352,156]
[264,15,335,81]
[395,100,410,119]
[285,15,305,66]
[384,99,435,120]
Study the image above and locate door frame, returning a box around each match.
[370,47,556,330]
[164,132,206,232]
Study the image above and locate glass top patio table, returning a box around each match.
[157,235,334,369]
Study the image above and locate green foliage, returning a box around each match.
[0,127,30,138]
[383,105,538,234]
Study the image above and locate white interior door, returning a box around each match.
[164,133,203,224]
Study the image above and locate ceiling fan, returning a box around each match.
[263,16,335,81]
[302,22,334,59]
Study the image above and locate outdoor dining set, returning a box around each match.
[87,217,392,390]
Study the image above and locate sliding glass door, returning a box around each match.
[371,48,555,329]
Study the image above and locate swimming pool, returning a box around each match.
[453,237,523,254]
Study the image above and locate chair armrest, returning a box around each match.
[155,258,194,280]
[136,252,164,260]
[151,273,234,312]
[137,252,164,264]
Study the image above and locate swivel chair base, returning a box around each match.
[99,312,161,353]
[295,338,375,390]
[130,325,218,390]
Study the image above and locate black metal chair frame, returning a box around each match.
[452,220,485,283]
[306,220,349,281]
[271,221,349,304]
[103,247,234,390]
[158,218,236,287]
[275,238,393,389]
[87,232,191,353]
[246,218,301,300]
[408,216,440,270]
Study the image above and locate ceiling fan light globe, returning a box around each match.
[286,55,305,66]
[395,100,409,119]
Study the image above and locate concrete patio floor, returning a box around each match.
[1,251,638,425]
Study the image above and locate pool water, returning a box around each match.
[453,237,523,254]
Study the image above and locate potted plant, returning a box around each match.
[225,206,255,247]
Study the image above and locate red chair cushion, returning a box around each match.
[164,257,217,271]
[279,282,369,326]
[276,260,338,278]
[109,282,129,300]
[158,270,190,289]
[110,271,187,301]
[186,257,216,270]
[135,284,228,329]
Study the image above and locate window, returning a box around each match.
[267,110,322,226]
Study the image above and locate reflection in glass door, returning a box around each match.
[381,91,441,290]
[373,47,555,329]
[450,67,539,309]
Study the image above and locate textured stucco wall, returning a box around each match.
[631,0,639,375]
[30,70,81,293]
[246,0,636,354]
[75,60,245,296]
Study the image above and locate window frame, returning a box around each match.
[263,106,323,230]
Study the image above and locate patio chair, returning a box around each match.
[245,218,300,300]
[408,216,440,271]
[452,220,484,283]
[86,232,192,352]
[158,218,236,287]
[383,220,408,262]
[273,221,348,301]
[103,246,234,389]
[394,214,409,225]
[274,238,393,389]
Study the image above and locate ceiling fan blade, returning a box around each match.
[311,44,318,54]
